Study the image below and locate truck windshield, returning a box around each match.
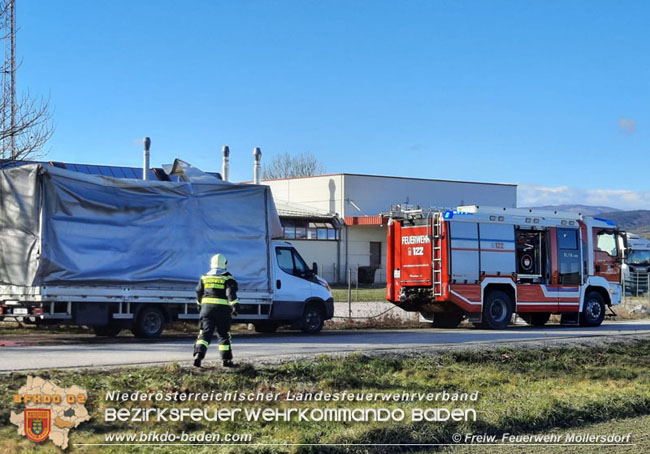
[628,250,650,265]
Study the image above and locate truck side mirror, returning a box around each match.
[312,262,318,275]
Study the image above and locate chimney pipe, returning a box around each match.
[143,137,151,180]
[253,147,262,184]
[222,145,230,181]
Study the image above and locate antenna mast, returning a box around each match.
[1,0,16,159]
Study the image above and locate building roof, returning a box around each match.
[345,215,389,226]
[274,200,336,220]
[260,172,517,187]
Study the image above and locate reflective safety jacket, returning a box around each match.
[195,271,239,306]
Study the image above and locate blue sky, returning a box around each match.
[16,0,650,208]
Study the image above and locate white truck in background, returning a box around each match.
[622,232,650,296]
[0,161,333,337]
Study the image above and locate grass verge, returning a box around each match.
[2,339,650,453]
[443,414,650,454]
[330,286,386,303]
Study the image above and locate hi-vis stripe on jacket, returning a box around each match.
[195,272,239,305]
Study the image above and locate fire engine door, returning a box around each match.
[557,228,581,285]
[593,229,621,283]
[556,228,582,309]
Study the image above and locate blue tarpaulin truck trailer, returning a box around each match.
[0,162,333,337]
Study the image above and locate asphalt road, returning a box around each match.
[2,319,650,372]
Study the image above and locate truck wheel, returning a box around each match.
[132,307,165,338]
[301,305,324,334]
[431,313,464,328]
[481,290,513,329]
[93,324,122,337]
[520,312,551,327]
[580,292,606,327]
[254,322,279,333]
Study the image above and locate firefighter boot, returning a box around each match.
[222,360,235,368]
[193,352,203,368]
[193,343,208,368]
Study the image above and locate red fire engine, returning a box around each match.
[386,205,624,329]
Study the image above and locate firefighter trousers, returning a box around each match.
[194,304,233,361]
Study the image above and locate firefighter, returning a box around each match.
[193,253,240,368]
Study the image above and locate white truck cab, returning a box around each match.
[262,241,334,333]
[622,233,650,295]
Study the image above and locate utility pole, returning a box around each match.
[1,0,16,160]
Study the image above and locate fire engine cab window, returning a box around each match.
[597,232,617,256]
[558,230,578,249]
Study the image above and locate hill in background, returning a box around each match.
[528,205,621,216]
[526,205,650,239]
[599,211,650,239]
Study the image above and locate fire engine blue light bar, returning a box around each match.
[593,217,616,226]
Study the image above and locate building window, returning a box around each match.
[370,242,382,267]
[281,219,339,241]
[296,227,307,239]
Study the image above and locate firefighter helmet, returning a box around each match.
[210,254,227,270]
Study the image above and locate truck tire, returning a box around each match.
[301,304,324,334]
[431,313,464,328]
[93,324,122,337]
[580,292,606,327]
[132,307,165,338]
[520,312,551,327]
[480,290,513,330]
[254,322,279,333]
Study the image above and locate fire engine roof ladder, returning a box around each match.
[432,213,443,297]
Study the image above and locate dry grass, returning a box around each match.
[327,312,422,330]
[616,297,650,320]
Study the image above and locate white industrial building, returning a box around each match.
[264,174,517,284]
[34,144,517,286]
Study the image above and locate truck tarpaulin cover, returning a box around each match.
[0,163,283,291]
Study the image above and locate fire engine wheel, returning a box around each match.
[520,312,551,327]
[301,304,324,334]
[580,292,606,327]
[480,290,513,329]
[132,307,165,338]
[431,313,464,329]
